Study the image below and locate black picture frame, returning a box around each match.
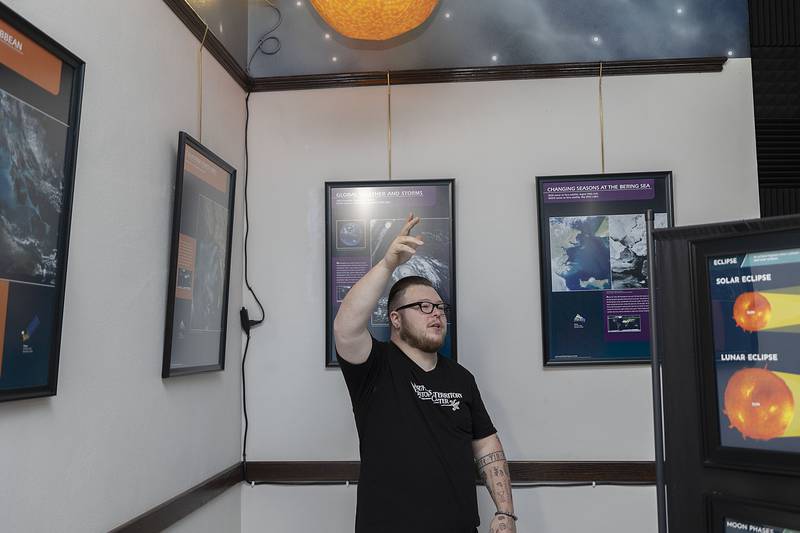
[0,4,84,402]
[691,225,800,476]
[162,132,236,378]
[325,179,457,368]
[536,171,674,366]
[709,494,800,533]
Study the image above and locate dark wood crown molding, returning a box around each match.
[249,57,727,92]
[162,0,251,91]
[163,0,726,93]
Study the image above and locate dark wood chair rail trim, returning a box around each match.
[245,460,656,484]
[162,0,726,93]
[109,463,243,533]
[110,460,654,531]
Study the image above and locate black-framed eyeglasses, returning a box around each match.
[393,301,451,315]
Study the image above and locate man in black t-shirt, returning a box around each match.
[334,213,517,533]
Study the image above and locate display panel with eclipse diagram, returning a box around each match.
[657,219,800,531]
[707,246,800,454]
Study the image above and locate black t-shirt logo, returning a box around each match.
[411,382,463,411]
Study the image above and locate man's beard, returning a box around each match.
[399,323,446,353]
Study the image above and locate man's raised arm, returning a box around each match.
[333,213,423,364]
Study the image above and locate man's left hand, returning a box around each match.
[489,514,517,533]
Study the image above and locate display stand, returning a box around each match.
[646,209,668,533]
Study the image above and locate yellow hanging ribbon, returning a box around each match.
[198,24,209,142]
[598,62,606,174]
[387,72,393,180]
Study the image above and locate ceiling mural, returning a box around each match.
[188,0,750,79]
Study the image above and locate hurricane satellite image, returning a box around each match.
[369,217,451,325]
[337,220,366,249]
[0,89,67,286]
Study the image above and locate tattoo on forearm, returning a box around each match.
[476,451,505,469]
[480,470,491,494]
[479,454,514,519]
[495,481,507,502]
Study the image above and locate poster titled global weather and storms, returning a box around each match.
[0,5,84,402]
[708,244,800,455]
[325,180,455,367]
[537,172,673,365]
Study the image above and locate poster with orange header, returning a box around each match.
[708,247,800,454]
[0,4,83,402]
[162,132,235,378]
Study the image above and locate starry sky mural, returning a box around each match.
[187,0,750,78]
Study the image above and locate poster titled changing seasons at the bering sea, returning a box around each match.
[708,246,800,454]
[537,172,673,365]
[0,5,83,401]
[325,180,455,367]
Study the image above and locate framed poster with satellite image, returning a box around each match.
[0,4,84,402]
[162,132,236,378]
[325,179,456,368]
[536,171,673,366]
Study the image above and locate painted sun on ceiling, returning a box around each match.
[187,0,751,78]
[309,0,440,41]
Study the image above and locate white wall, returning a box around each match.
[0,1,246,532]
[166,485,242,533]
[241,59,758,532]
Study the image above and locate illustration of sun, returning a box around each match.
[724,368,794,440]
[732,292,772,332]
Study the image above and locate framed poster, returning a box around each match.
[163,132,236,378]
[0,5,84,402]
[709,495,800,533]
[536,171,673,366]
[325,179,456,367]
[692,227,800,474]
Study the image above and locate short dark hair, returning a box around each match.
[387,276,434,312]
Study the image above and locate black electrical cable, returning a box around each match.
[241,0,281,482]
[246,2,282,76]
[241,91,268,485]
[242,0,277,326]
[240,2,279,337]
[242,93,265,326]
[240,2,280,330]
[241,329,253,481]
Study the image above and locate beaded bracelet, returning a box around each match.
[495,511,518,522]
